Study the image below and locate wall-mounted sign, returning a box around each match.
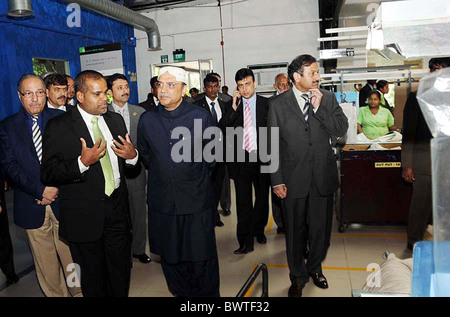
[80,43,124,76]
[173,49,185,62]
[161,55,169,63]
[375,162,401,168]
[320,48,355,60]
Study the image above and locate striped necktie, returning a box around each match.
[91,116,115,196]
[31,115,42,163]
[301,94,310,121]
[243,101,255,152]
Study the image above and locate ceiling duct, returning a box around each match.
[61,0,161,51]
[7,0,34,17]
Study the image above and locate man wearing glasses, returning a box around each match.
[0,74,80,297]
[44,73,68,112]
[137,66,220,297]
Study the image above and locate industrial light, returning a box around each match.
[7,0,34,17]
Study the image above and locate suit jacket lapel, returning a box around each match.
[285,89,306,123]
[16,109,38,161]
[71,107,95,148]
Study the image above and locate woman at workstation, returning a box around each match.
[357,90,397,140]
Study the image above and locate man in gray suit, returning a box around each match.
[107,73,150,264]
[268,55,348,297]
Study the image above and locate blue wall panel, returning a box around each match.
[0,0,138,119]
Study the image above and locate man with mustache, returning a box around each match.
[107,73,150,264]
[65,75,76,107]
[268,54,348,297]
[41,70,138,296]
[45,73,68,112]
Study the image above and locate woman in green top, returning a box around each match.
[357,90,397,140]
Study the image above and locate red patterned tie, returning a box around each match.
[243,101,255,152]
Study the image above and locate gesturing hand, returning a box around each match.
[112,134,137,160]
[309,88,323,110]
[80,137,107,167]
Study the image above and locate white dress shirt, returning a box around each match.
[47,101,66,112]
[292,86,319,113]
[205,96,222,122]
[77,105,138,189]
[111,102,130,133]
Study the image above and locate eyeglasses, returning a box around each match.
[155,82,184,89]
[19,90,46,99]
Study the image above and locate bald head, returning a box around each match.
[274,73,290,94]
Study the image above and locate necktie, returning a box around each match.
[301,94,310,121]
[210,102,217,123]
[243,101,255,152]
[31,115,42,163]
[91,116,115,196]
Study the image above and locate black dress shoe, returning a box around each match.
[256,234,267,244]
[233,245,254,254]
[288,282,304,297]
[133,253,152,263]
[221,209,231,216]
[6,274,19,286]
[310,273,328,289]
[215,220,224,227]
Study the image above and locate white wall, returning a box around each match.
[134,0,320,102]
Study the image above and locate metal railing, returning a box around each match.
[236,263,269,297]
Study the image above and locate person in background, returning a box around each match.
[139,76,159,111]
[189,87,200,101]
[107,73,150,264]
[402,57,450,251]
[272,73,290,96]
[65,75,76,107]
[357,90,396,140]
[45,73,68,112]
[222,68,270,255]
[376,80,394,115]
[358,79,377,107]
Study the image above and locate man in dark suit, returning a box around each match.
[138,76,159,111]
[195,74,230,227]
[41,70,138,297]
[137,66,219,297]
[107,73,150,264]
[268,54,348,297]
[402,57,450,250]
[359,80,377,107]
[0,74,80,297]
[0,167,19,286]
[222,68,270,255]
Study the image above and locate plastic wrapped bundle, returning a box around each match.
[417,67,450,297]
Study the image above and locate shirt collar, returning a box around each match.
[243,94,256,105]
[47,101,66,112]
[77,104,101,124]
[112,102,128,113]
[205,96,218,105]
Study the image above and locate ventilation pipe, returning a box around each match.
[7,0,34,17]
[61,0,161,51]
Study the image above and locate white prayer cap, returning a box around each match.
[158,66,186,83]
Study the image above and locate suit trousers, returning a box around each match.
[220,166,231,210]
[125,177,147,255]
[68,186,132,297]
[283,180,330,286]
[211,162,226,222]
[161,256,220,297]
[0,204,16,279]
[26,206,82,297]
[233,163,270,247]
[271,191,284,229]
[407,174,432,245]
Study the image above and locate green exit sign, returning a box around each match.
[173,49,185,62]
[161,55,169,63]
